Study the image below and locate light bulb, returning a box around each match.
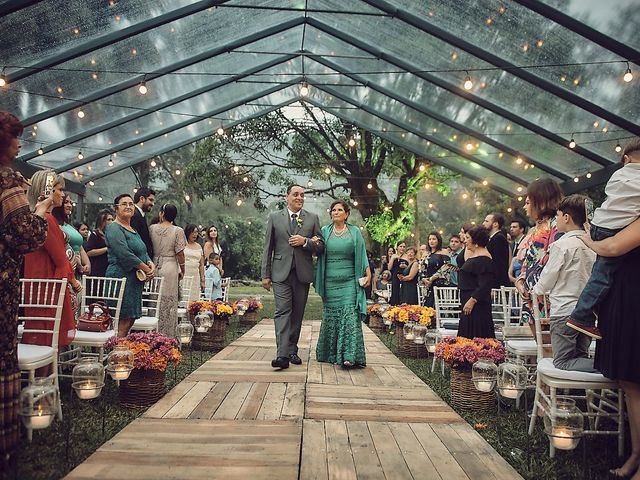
[324,167,331,174]
[518,196,523,202]
[299,82,309,97]
[77,151,84,160]
[0,73,6,88]
[184,195,190,202]
[515,157,523,165]
[419,164,425,171]
[623,67,633,83]
[138,81,148,94]
[233,165,239,173]
[465,142,474,151]
[37,148,44,155]
[348,138,356,147]
[217,125,224,136]
[424,183,431,189]
[77,109,85,119]
[307,181,313,187]
[150,159,157,167]
[236,199,242,206]
[353,200,358,206]
[586,172,592,179]
[98,196,103,201]
[569,138,576,149]
[462,193,468,199]
[463,74,473,90]
[615,143,622,153]
[367,182,373,189]
[175,169,181,175]
[482,180,488,186]
[88,181,94,186]
[574,177,579,183]
[517,186,523,192]
[242,176,248,182]
[108,157,114,167]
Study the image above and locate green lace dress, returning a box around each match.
[315,229,366,366]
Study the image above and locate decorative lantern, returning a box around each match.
[195,310,212,332]
[403,321,416,340]
[177,320,194,345]
[236,302,247,317]
[544,397,584,450]
[382,310,393,326]
[72,358,105,400]
[413,325,427,344]
[426,332,438,353]
[106,344,134,381]
[496,358,528,399]
[472,355,498,393]
[19,377,57,430]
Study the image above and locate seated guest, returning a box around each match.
[205,253,223,300]
[373,270,391,302]
[531,195,598,372]
[457,227,496,339]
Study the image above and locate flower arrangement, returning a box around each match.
[104,332,182,372]
[434,336,506,370]
[384,303,435,326]
[210,300,235,319]
[367,303,390,316]
[234,297,264,314]
[188,299,213,316]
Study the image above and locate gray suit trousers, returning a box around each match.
[272,270,310,358]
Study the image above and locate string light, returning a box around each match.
[586,172,592,179]
[475,201,481,206]
[37,147,44,155]
[462,193,468,199]
[615,143,622,152]
[424,183,431,189]
[133,188,138,194]
[138,80,148,95]
[88,180,95,186]
[516,186,523,192]
[324,167,331,174]
[108,155,114,167]
[307,180,313,187]
[482,180,489,186]
[98,196,103,201]
[568,134,576,149]
[175,169,181,175]
[150,159,157,167]
[419,164,425,171]
[507,207,513,213]
[428,203,433,208]
[465,142,474,151]
[0,68,7,87]
[77,108,85,119]
[623,62,633,83]
[515,157,523,165]
[573,177,579,183]
[299,81,309,97]
[236,199,242,206]
[242,176,249,182]
[77,151,84,160]
[233,165,239,173]
[463,71,473,90]
[408,198,414,204]
[347,138,356,147]
[216,124,224,136]
[184,194,190,202]
[353,200,358,206]
[517,196,523,202]
[367,182,373,189]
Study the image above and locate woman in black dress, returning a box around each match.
[388,241,406,305]
[420,231,451,307]
[457,227,496,339]
[581,216,640,479]
[398,246,419,305]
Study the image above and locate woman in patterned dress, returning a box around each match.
[0,112,49,464]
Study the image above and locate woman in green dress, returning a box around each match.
[105,194,156,336]
[315,200,372,368]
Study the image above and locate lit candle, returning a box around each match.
[384,319,392,326]
[476,380,493,392]
[196,326,206,333]
[405,333,415,340]
[551,428,576,450]
[413,338,425,345]
[110,365,130,380]
[29,411,53,429]
[76,381,100,400]
[179,335,192,344]
[427,345,436,353]
[500,387,520,399]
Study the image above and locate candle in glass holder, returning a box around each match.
[405,333,415,341]
[476,380,493,392]
[110,365,130,380]
[179,335,192,344]
[196,326,206,333]
[29,411,53,429]
[76,381,100,400]
[427,345,436,353]
[499,387,520,399]
[413,338,425,345]
[551,427,576,450]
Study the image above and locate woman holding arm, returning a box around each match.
[420,232,451,307]
[105,194,155,336]
[183,224,205,301]
[398,247,420,305]
[315,200,371,368]
[581,218,640,479]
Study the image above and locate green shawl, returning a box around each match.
[314,223,369,320]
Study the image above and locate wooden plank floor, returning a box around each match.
[66,319,522,480]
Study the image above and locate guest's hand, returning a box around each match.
[262,278,272,291]
[71,279,82,293]
[463,298,476,315]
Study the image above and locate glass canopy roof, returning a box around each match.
[2,0,638,197]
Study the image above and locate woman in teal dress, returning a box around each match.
[105,194,156,336]
[315,200,372,368]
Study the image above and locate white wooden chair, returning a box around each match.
[431,286,461,373]
[528,295,625,458]
[417,284,428,306]
[67,276,126,364]
[221,277,231,302]
[18,279,68,437]
[131,277,164,332]
[491,288,505,338]
[177,275,194,322]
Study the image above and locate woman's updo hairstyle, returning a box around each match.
[0,111,23,151]
[160,203,178,223]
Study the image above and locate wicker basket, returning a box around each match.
[239,310,258,327]
[368,314,385,333]
[449,368,496,413]
[192,317,226,351]
[119,368,166,408]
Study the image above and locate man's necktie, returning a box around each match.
[291,213,297,230]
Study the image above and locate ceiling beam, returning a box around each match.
[19,54,297,162]
[86,98,297,182]
[561,162,620,194]
[307,54,570,181]
[512,0,640,67]
[18,17,305,127]
[12,159,86,195]
[306,18,614,168]
[360,0,640,137]
[0,0,44,16]
[57,79,301,173]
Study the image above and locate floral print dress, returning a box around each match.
[0,167,48,459]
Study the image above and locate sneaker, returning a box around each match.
[566,318,603,340]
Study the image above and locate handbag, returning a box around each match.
[78,302,113,332]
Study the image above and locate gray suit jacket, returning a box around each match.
[261,208,324,283]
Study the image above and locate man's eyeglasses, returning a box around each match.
[116,202,135,208]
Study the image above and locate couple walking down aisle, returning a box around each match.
[261,186,371,370]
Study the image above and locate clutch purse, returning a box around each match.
[78,303,112,332]
[136,269,147,282]
[358,276,368,287]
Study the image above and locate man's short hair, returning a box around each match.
[622,138,640,163]
[286,184,304,195]
[449,234,461,242]
[490,212,505,229]
[510,219,527,232]
[134,187,155,203]
[558,194,588,227]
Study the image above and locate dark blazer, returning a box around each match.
[131,206,153,259]
[487,231,510,288]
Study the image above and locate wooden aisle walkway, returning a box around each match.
[66,320,522,480]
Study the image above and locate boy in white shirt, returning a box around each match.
[532,195,597,372]
[567,140,640,340]
[205,253,223,301]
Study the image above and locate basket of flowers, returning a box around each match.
[385,304,435,358]
[192,300,235,351]
[104,332,182,408]
[235,297,263,326]
[187,299,213,322]
[366,303,390,332]
[434,336,506,412]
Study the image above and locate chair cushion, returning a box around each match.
[132,316,158,329]
[507,340,537,355]
[18,343,54,366]
[73,329,117,345]
[17,324,24,340]
[537,357,614,382]
[437,328,458,337]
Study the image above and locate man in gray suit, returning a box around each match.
[261,185,324,369]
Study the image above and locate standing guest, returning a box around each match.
[418,244,428,261]
[448,234,463,286]
[74,222,90,242]
[261,184,324,370]
[515,178,563,336]
[183,224,205,301]
[508,219,527,284]
[52,195,90,278]
[23,171,81,346]
[365,251,377,300]
[457,223,473,269]
[531,195,597,372]
[483,212,511,287]
[204,224,228,274]
[420,232,451,306]
[106,194,155,336]
[205,253,223,300]
[0,111,49,466]
[398,246,420,305]
[149,203,186,338]
[457,226,496,339]
[131,187,155,259]
[579,217,640,479]
[381,246,395,272]
[84,209,114,277]
[388,241,407,305]
[315,200,371,368]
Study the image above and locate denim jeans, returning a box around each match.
[550,316,598,373]
[571,225,622,326]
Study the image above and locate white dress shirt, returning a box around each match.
[591,162,640,229]
[531,230,596,318]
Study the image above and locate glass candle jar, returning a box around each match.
[544,397,584,450]
[72,358,105,400]
[19,377,57,430]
